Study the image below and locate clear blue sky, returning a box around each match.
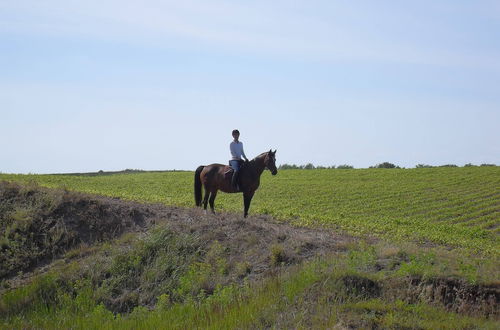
[1,1,499,173]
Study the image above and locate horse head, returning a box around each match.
[265,149,278,175]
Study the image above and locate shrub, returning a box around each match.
[235,261,252,278]
[278,164,339,170]
[270,244,287,266]
[371,162,399,169]
[176,241,228,299]
[415,164,433,168]
[278,164,300,170]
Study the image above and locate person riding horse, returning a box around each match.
[229,129,248,191]
[194,144,278,217]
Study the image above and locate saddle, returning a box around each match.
[223,165,234,180]
[224,161,246,181]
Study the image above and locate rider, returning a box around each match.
[230,129,249,191]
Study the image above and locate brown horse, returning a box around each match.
[194,150,277,217]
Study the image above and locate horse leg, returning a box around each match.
[209,190,217,213]
[202,187,210,211]
[243,191,254,218]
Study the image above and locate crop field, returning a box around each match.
[1,166,499,256]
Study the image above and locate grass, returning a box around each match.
[1,168,499,328]
[1,166,499,256]
[1,238,497,329]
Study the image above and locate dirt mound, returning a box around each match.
[1,181,355,314]
[0,181,155,278]
[0,181,350,281]
[403,276,499,317]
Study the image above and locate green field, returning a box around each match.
[1,168,499,329]
[1,166,499,256]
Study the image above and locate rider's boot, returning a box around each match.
[231,170,240,192]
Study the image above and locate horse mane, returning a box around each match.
[252,151,269,161]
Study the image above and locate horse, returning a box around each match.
[194,150,277,217]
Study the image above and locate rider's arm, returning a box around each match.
[241,144,249,162]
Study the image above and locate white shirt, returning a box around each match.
[230,141,247,160]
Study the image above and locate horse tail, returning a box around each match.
[194,165,204,206]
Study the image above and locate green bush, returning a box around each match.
[177,241,229,299]
[270,244,287,266]
[370,162,399,169]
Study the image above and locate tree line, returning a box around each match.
[278,162,497,170]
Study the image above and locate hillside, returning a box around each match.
[1,167,499,328]
[0,181,498,328]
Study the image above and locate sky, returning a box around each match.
[1,1,499,173]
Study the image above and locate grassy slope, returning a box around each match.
[1,167,499,255]
[1,176,499,329]
[2,229,498,329]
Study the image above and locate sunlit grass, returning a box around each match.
[1,166,499,256]
[2,245,497,329]
[0,167,500,256]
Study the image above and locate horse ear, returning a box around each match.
[273,149,277,154]
[269,149,272,154]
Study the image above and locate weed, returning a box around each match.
[397,252,437,278]
[176,241,229,300]
[270,244,287,266]
[235,261,252,278]
[346,244,377,272]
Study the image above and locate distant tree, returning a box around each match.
[337,164,354,169]
[464,163,476,167]
[278,164,300,170]
[480,163,496,167]
[439,164,458,168]
[304,163,315,170]
[279,163,343,170]
[415,164,433,168]
[371,162,399,169]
